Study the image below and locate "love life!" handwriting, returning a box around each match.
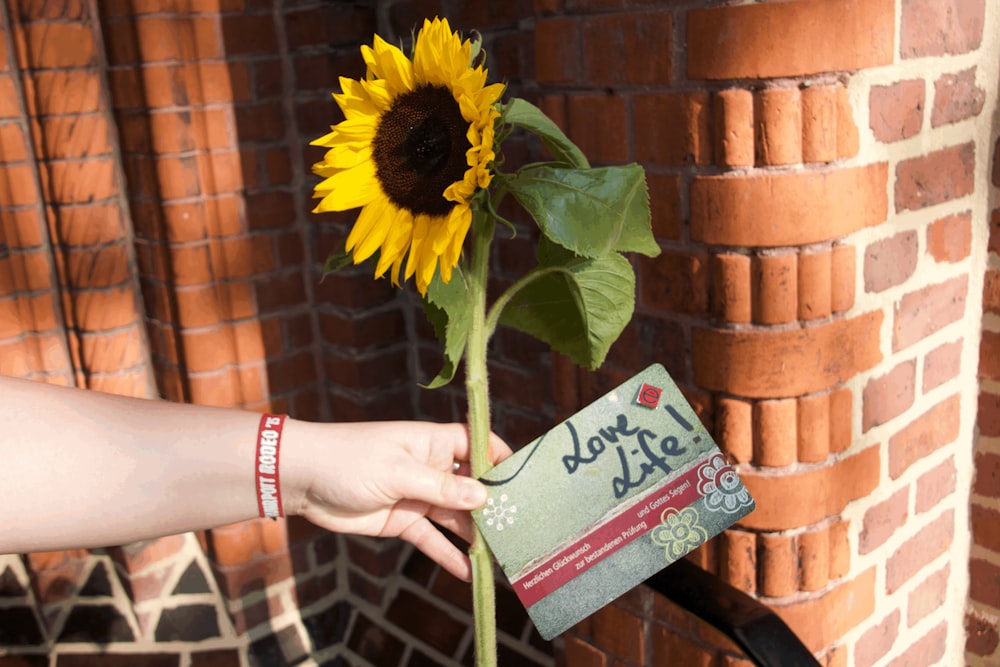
[561,412,688,498]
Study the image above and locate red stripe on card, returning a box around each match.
[510,453,717,608]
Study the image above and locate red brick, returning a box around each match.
[758,533,797,597]
[693,311,883,399]
[973,452,1000,497]
[927,210,971,263]
[984,270,1000,314]
[563,636,607,667]
[886,621,947,667]
[829,388,853,455]
[980,393,1000,438]
[994,141,1000,188]
[566,94,628,164]
[829,520,851,579]
[721,530,756,593]
[970,557,1000,609]
[754,399,797,467]
[932,67,986,127]
[687,0,893,80]
[915,456,956,514]
[797,250,832,321]
[22,22,96,68]
[854,610,900,667]
[0,163,39,206]
[0,122,29,162]
[79,326,145,375]
[755,87,802,166]
[907,565,949,627]
[864,231,917,294]
[900,0,985,57]
[0,75,20,118]
[590,604,644,665]
[862,359,916,432]
[221,14,277,56]
[869,79,925,143]
[36,114,111,160]
[971,504,1000,552]
[712,253,751,323]
[650,624,716,667]
[581,12,671,86]
[966,612,1000,657]
[1,250,52,292]
[776,568,875,654]
[739,445,879,531]
[33,70,103,115]
[859,488,908,555]
[535,18,581,84]
[234,103,284,143]
[638,250,709,315]
[714,88,754,168]
[135,15,222,61]
[895,142,975,212]
[66,244,132,289]
[892,275,968,351]
[923,339,962,393]
[889,393,960,479]
[801,84,839,163]
[715,396,752,463]
[72,285,141,332]
[691,164,888,247]
[830,245,856,314]
[798,528,830,592]
[752,253,797,325]
[155,154,204,200]
[886,509,954,593]
[634,93,711,166]
[797,393,831,463]
[647,172,681,240]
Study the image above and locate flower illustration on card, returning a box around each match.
[651,507,707,560]
[697,454,753,514]
[482,494,516,531]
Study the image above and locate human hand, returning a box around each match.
[281,420,512,581]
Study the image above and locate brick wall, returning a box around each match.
[0,0,998,666]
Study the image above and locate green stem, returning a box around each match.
[466,211,496,667]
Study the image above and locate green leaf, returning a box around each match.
[322,243,354,281]
[498,251,635,370]
[421,266,473,388]
[507,163,659,259]
[502,98,589,169]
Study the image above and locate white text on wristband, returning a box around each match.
[256,414,286,519]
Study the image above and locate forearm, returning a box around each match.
[1,376,284,553]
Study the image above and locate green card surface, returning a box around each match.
[473,363,755,640]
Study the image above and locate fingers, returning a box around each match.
[428,506,477,545]
[400,517,473,581]
[488,431,514,464]
[394,464,488,511]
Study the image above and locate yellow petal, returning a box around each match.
[313,160,379,212]
[352,196,397,262]
[374,206,413,277]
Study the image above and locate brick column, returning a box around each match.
[1,0,153,394]
[968,35,1000,667]
[539,1,998,665]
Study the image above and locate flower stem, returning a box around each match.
[466,211,496,667]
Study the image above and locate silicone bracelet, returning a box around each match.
[256,414,286,519]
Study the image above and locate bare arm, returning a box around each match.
[1,375,510,580]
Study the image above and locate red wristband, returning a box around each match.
[255,414,286,519]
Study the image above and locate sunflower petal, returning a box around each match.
[313,160,380,212]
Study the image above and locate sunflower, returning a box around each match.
[311,17,504,295]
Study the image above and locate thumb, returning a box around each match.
[396,464,488,510]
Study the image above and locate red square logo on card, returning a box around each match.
[636,383,662,408]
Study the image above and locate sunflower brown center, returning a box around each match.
[373,85,471,218]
